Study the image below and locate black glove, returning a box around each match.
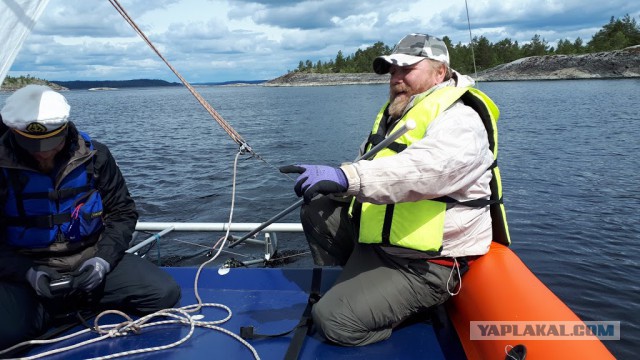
[72,257,110,292]
[280,164,349,204]
[26,265,62,299]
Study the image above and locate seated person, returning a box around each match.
[0,85,181,350]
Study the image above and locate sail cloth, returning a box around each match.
[0,0,50,89]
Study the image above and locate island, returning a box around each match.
[264,46,640,86]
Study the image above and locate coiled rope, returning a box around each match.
[0,1,308,357]
[0,151,260,360]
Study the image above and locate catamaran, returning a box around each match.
[0,1,616,359]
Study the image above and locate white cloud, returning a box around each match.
[5,0,639,82]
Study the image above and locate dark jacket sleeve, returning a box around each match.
[92,141,138,268]
[0,171,35,281]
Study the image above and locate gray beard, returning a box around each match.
[388,96,410,119]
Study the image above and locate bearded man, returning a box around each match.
[280,33,507,346]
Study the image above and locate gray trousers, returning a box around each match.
[300,195,459,346]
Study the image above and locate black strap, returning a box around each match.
[432,195,502,208]
[5,213,72,228]
[6,169,27,218]
[367,134,407,154]
[433,160,501,208]
[20,186,92,201]
[381,204,394,245]
[239,268,323,360]
[3,152,98,229]
[284,267,322,360]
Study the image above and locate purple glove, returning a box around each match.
[72,257,111,292]
[279,164,348,203]
[26,266,62,299]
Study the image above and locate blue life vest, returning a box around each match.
[3,132,104,248]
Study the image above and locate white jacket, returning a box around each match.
[340,74,493,257]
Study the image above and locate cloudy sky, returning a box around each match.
[6,0,640,83]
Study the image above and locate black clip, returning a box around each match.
[240,326,255,339]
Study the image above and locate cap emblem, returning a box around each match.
[25,122,49,133]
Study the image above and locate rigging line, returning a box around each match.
[108,0,310,181]
[171,238,252,258]
[107,0,263,160]
[464,0,478,79]
[191,149,243,310]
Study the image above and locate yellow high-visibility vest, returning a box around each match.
[351,86,510,254]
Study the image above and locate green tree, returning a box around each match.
[473,36,496,70]
[493,38,521,63]
[449,42,474,74]
[555,39,575,54]
[573,37,586,53]
[1,75,62,90]
[522,34,550,56]
[334,50,346,73]
[288,15,639,75]
[588,15,640,51]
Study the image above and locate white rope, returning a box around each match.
[192,150,243,309]
[505,345,520,360]
[1,150,261,360]
[446,257,463,296]
[2,0,296,356]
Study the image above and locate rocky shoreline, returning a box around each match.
[4,47,637,91]
[475,46,640,81]
[265,46,640,86]
[263,72,389,87]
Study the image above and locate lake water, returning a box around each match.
[1,79,638,358]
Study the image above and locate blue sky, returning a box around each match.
[7,0,640,83]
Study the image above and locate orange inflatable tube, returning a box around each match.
[447,242,614,359]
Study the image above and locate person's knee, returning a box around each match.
[312,299,367,346]
[153,280,181,310]
[300,199,322,230]
[0,283,46,349]
[131,277,181,313]
[165,281,182,307]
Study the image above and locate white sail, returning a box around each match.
[0,0,50,89]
